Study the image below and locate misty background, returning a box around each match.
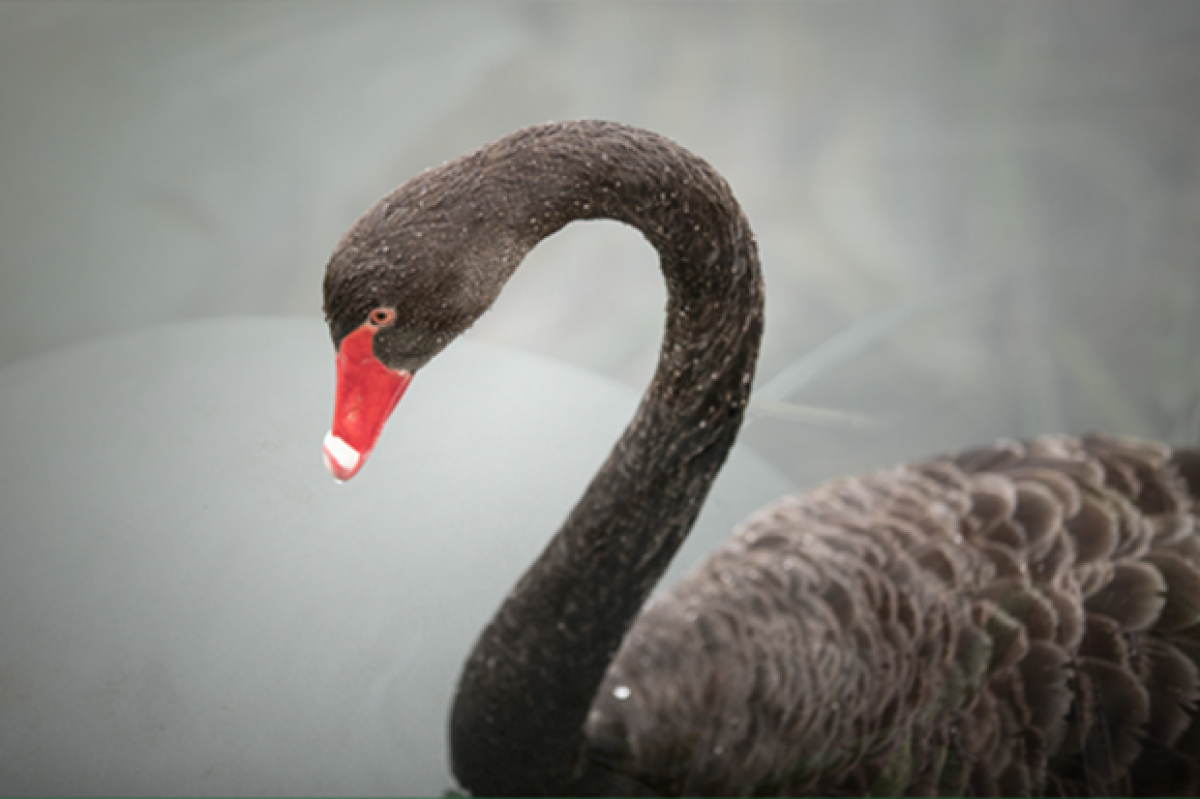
[4,1,1199,483]
[2,1,1199,794]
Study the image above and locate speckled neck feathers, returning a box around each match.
[379,121,758,791]
[373,122,764,795]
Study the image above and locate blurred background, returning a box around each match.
[3,0,1200,482]
[2,1,1200,794]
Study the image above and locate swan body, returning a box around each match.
[322,121,1200,795]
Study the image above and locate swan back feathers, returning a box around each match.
[587,434,1200,795]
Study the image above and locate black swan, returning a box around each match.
[321,120,1200,796]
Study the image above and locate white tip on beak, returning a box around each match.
[322,431,362,482]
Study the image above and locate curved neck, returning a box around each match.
[447,122,764,795]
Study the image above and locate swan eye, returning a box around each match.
[367,307,396,328]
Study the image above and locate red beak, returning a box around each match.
[323,325,412,481]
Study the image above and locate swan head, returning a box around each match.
[320,159,530,481]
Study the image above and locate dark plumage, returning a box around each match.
[322,120,1200,796]
[587,435,1200,796]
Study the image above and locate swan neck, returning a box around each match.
[449,121,764,795]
